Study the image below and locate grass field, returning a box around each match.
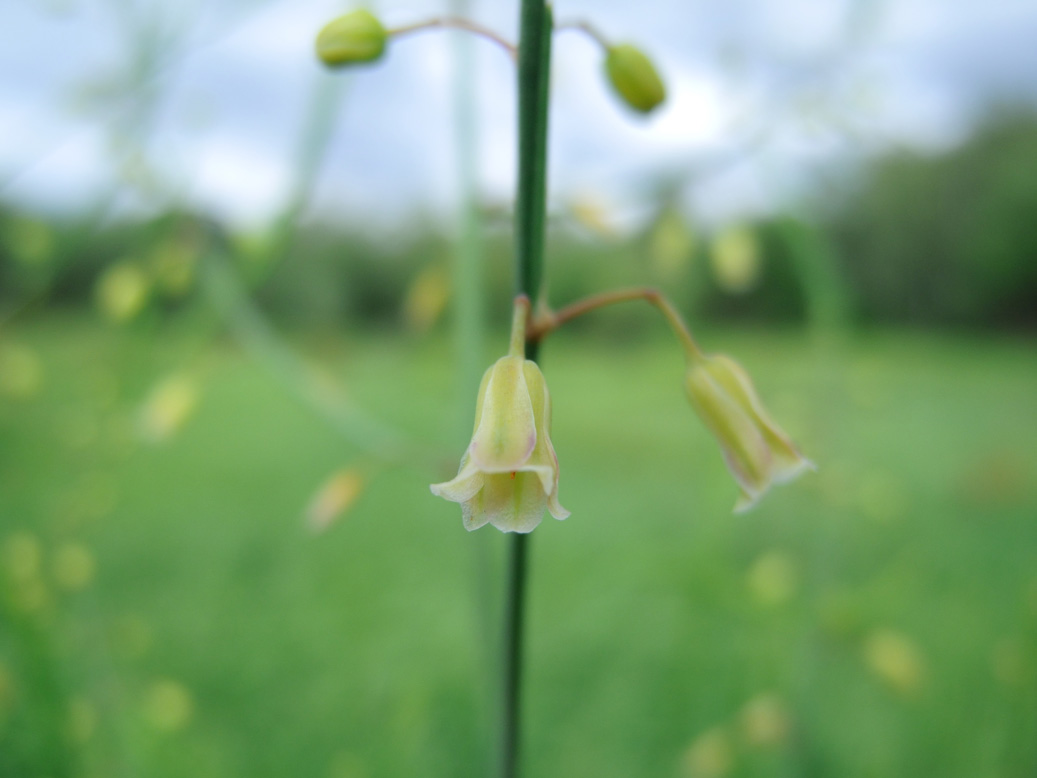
[2,316,1036,778]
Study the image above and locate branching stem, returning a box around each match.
[529,287,705,359]
[388,16,517,60]
[554,19,611,49]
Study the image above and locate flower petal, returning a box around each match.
[706,355,814,483]
[466,472,547,534]
[430,453,484,503]
[685,361,772,499]
[470,356,537,472]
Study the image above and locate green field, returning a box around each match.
[2,317,1036,778]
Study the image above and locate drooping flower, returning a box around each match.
[684,353,814,512]
[431,354,569,533]
[432,298,567,532]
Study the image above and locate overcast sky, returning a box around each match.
[2,0,1036,231]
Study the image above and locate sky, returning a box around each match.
[2,0,1036,232]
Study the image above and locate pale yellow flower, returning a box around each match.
[685,353,813,511]
[431,355,568,533]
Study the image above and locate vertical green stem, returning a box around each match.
[515,0,553,310]
[503,3,553,778]
[501,530,530,778]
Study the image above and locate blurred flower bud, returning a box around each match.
[145,679,193,732]
[0,343,43,400]
[306,468,366,532]
[710,226,761,294]
[682,727,734,778]
[402,264,450,332]
[96,262,150,323]
[650,208,696,279]
[316,10,388,67]
[52,543,96,592]
[864,629,925,696]
[140,374,199,442]
[605,44,666,114]
[739,693,792,747]
[684,353,813,512]
[746,550,798,606]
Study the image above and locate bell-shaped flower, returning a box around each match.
[685,353,814,512]
[431,355,569,533]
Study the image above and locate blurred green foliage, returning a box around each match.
[1,320,1035,777]
[831,113,1037,328]
[3,114,1036,333]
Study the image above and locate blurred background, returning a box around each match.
[1,0,1036,776]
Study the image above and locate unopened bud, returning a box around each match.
[316,9,387,67]
[605,44,666,114]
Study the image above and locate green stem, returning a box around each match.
[514,1,553,311]
[502,3,553,777]
[501,531,530,778]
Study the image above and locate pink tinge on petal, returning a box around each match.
[546,488,570,520]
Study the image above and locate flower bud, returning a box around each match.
[316,9,387,67]
[685,354,813,512]
[604,44,666,114]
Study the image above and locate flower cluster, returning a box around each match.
[431,296,812,532]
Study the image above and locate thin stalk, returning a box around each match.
[502,3,553,778]
[554,19,611,49]
[529,286,704,358]
[501,530,530,778]
[201,250,439,466]
[388,16,516,59]
[449,1,495,774]
[514,1,553,311]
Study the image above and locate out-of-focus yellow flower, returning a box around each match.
[864,629,925,696]
[402,265,450,332]
[681,727,734,778]
[650,208,696,278]
[739,693,792,747]
[605,44,666,114]
[316,10,388,67]
[710,227,761,294]
[569,194,618,238]
[52,543,96,592]
[140,374,199,442]
[746,550,798,606]
[684,353,813,512]
[306,468,366,533]
[0,343,43,399]
[145,679,193,732]
[96,262,150,322]
[432,298,568,533]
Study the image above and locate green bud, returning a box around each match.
[315,9,387,67]
[604,44,666,114]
